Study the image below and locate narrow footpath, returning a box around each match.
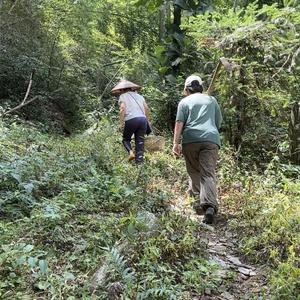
[170,195,270,300]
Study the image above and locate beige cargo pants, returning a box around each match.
[182,142,219,214]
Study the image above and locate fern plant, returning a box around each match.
[103,246,136,288]
[137,286,178,300]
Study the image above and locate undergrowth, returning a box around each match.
[0,118,222,299]
[220,150,300,300]
[1,118,299,299]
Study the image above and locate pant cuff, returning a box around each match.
[200,202,218,214]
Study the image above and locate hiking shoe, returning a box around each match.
[203,207,215,224]
[128,151,135,161]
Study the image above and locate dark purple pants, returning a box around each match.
[123,117,147,163]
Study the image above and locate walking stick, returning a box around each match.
[207,57,239,95]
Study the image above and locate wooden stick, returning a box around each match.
[9,0,19,14]
[3,96,39,116]
[207,57,236,95]
[22,70,35,105]
[207,60,222,95]
[2,70,39,116]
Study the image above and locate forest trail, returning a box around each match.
[170,195,270,300]
[1,0,299,297]
[1,119,298,299]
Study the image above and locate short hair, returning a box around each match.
[186,80,203,94]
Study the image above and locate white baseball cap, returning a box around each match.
[184,75,203,89]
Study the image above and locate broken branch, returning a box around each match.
[22,70,35,105]
[3,96,39,116]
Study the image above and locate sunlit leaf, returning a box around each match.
[28,257,38,268]
[23,244,34,253]
[38,260,48,275]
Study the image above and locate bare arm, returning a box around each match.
[144,101,150,120]
[119,102,126,128]
[173,121,184,156]
[215,101,223,130]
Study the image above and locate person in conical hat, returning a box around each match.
[111,79,141,95]
[112,79,151,164]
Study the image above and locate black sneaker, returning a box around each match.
[203,207,215,224]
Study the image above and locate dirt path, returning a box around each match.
[170,196,270,300]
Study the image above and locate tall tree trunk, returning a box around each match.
[173,3,182,28]
[289,101,300,164]
[171,3,182,73]
[233,0,238,12]
[166,0,171,25]
[159,1,166,42]
[47,28,60,91]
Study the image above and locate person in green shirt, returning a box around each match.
[173,75,222,224]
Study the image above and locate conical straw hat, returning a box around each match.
[111,79,141,95]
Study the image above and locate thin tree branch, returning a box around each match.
[55,62,65,90]
[22,70,35,105]
[8,0,19,14]
[99,58,131,102]
[3,96,39,116]
[101,60,133,68]
[272,53,292,79]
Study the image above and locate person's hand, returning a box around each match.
[172,143,182,157]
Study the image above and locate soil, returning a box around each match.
[171,196,270,300]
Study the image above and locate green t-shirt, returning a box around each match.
[176,93,222,146]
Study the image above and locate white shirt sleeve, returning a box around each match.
[118,93,126,104]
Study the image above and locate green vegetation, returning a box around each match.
[0,118,223,299]
[183,3,300,163]
[1,117,299,299]
[1,0,299,299]
[219,149,300,298]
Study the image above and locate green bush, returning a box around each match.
[1,118,223,299]
[220,148,300,299]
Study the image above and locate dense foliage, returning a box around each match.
[183,3,300,163]
[0,0,158,131]
[1,0,299,162]
[1,0,299,299]
[1,117,299,299]
[220,148,300,298]
[0,118,224,299]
